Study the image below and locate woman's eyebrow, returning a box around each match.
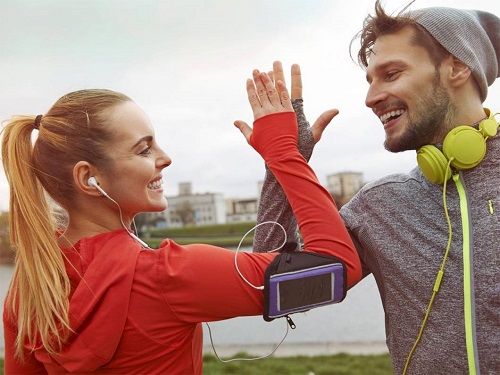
[131,135,153,150]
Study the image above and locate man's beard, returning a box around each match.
[385,71,454,153]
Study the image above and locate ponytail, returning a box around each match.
[2,89,131,360]
[1,116,71,359]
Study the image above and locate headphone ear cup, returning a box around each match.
[417,145,451,184]
[479,117,498,138]
[442,126,486,170]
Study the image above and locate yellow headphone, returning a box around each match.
[417,108,499,184]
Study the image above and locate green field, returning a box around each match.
[144,221,259,247]
[202,352,393,374]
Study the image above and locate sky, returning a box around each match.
[1,0,499,211]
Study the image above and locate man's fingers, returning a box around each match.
[273,61,286,88]
[291,64,302,100]
[268,70,275,83]
[311,109,339,143]
[271,61,302,99]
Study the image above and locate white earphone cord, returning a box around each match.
[206,221,291,363]
[233,221,287,290]
[89,177,149,248]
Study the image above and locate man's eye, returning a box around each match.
[386,71,400,80]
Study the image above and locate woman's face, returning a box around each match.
[97,101,171,220]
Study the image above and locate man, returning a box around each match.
[247,2,499,374]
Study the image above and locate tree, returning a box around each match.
[134,212,150,235]
[0,211,14,264]
[174,201,195,227]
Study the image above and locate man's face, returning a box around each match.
[365,26,453,152]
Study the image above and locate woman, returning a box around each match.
[2,68,361,374]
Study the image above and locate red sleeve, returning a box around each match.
[251,112,362,286]
[3,319,47,374]
[157,241,277,322]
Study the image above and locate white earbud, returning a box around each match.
[88,177,109,197]
[88,176,98,187]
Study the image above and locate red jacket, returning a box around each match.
[3,112,361,374]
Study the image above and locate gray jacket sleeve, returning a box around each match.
[252,99,315,253]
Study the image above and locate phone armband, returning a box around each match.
[263,251,347,322]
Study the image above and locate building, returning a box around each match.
[326,172,365,207]
[141,173,364,229]
[225,197,258,223]
[163,182,226,228]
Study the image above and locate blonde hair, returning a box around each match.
[1,89,131,359]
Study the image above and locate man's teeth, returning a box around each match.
[380,109,404,123]
[148,179,163,189]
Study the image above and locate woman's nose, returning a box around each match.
[158,150,172,169]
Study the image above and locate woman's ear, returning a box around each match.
[73,161,101,196]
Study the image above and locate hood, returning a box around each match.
[34,229,142,372]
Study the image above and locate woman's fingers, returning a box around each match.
[260,72,281,108]
[253,69,269,108]
[234,120,252,144]
[246,69,294,120]
[246,78,264,118]
[276,81,293,112]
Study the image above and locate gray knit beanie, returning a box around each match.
[408,7,499,102]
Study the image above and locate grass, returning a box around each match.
[144,221,257,248]
[145,235,253,248]
[149,222,257,237]
[202,352,393,375]
[1,353,394,374]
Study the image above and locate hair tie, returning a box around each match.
[34,114,42,130]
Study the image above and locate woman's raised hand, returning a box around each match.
[234,69,294,144]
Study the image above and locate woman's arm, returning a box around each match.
[235,69,361,285]
[253,62,338,253]
[253,98,312,253]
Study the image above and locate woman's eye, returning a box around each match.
[140,147,152,155]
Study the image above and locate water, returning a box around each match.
[1,263,387,357]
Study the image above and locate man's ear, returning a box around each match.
[73,161,101,196]
[448,56,472,88]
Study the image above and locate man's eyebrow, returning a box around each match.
[131,135,153,150]
[366,60,405,83]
